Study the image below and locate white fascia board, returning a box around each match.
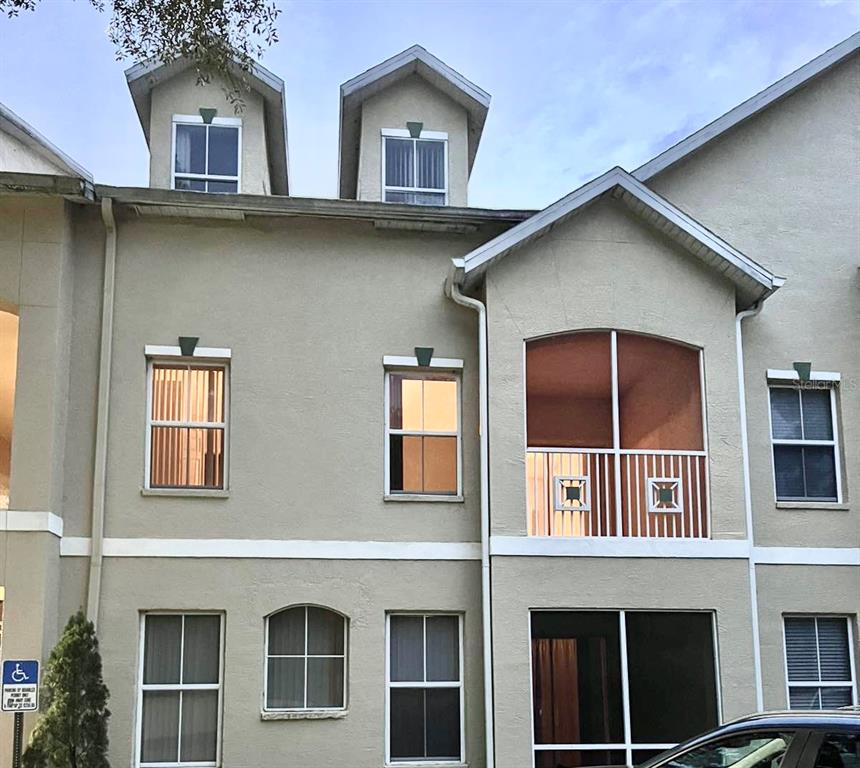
[490,535,749,559]
[634,32,860,181]
[767,369,841,382]
[144,345,232,359]
[58,538,481,560]
[0,510,63,538]
[0,101,92,181]
[383,355,464,369]
[341,44,490,107]
[461,166,778,292]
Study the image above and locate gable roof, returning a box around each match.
[125,57,289,195]
[634,31,860,181]
[456,167,783,309]
[0,101,92,181]
[338,45,490,199]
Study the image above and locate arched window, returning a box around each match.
[264,606,347,711]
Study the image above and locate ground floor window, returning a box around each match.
[531,610,718,767]
[386,613,464,764]
[137,613,223,767]
[784,615,857,709]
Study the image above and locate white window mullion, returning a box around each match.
[304,606,309,710]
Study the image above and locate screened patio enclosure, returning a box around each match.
[526,331,709,538]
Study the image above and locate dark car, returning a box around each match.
[639,710,860,768]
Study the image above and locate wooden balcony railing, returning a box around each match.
[526,448,710,538]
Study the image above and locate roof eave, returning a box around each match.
[634,31,860,181]
[458,166,781,306]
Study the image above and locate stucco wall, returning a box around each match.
[97,557,484,768]
[357,74,470,206]
[90,211,494,543]
[0,130,67,176]
[756,564,860,709]
[484,197,744,539]
[649,54,860,548]
[490,556,756,768]
[148,68,271,195]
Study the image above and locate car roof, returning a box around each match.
[724,710,860,729]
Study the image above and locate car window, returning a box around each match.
[660,731,795,768]
[814,734,860,768]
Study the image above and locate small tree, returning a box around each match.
[23,611,111,768]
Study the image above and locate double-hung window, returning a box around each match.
[145,356,229,491]
[264,606,347,712]
[769,381,841,502]
[173,115,241,193]
[385,366,461,498]
[386,613,464,764]
[137,613,223,767]
[784,616,858,709]
[382,130,447,205]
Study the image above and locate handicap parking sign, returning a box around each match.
[2,660,39,712]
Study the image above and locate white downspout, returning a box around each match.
[445,271,494,768]
[736,301,764,712]
[86,197,117,629]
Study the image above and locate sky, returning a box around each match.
[0,0,857,210]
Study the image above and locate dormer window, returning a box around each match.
[172,115,241,193]
[382,129,447,205]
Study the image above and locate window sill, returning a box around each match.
[385,762,467,768]
[384,494,464,503]
[140,488,230,499]
[261,709,347,721]
[776,501,849,511]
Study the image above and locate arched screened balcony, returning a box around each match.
[526,331,709,539]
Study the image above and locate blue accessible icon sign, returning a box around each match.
[1,660,39,712]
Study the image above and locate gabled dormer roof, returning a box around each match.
[125,56,289,195]
[338,44,491,199]
[0,100,92,181]
[455,167,783,309]
[634,31,860,181]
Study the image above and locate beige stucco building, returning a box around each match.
[0,36,857,768]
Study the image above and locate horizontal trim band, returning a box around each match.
[60,538,481,560]
[491,536,749,559]
[752,546,860,566]
[0,511,63,538]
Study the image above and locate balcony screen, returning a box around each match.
[526,332,612,448]
[618,333,703,450]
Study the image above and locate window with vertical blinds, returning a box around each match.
[383,135,447,205]
[146,362,228,490]
[769,385,840,502]
[784,616,857,709]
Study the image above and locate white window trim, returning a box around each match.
[383,365,463,501]
[384,613,465,767]
[529,609,721,768]
[381,130,448,205]
[144,355,231,492]
[767,381,843,504]
[782,615,859,709]
[171,114,242,193]
[262,605,348,714]
[134,612,225,768]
